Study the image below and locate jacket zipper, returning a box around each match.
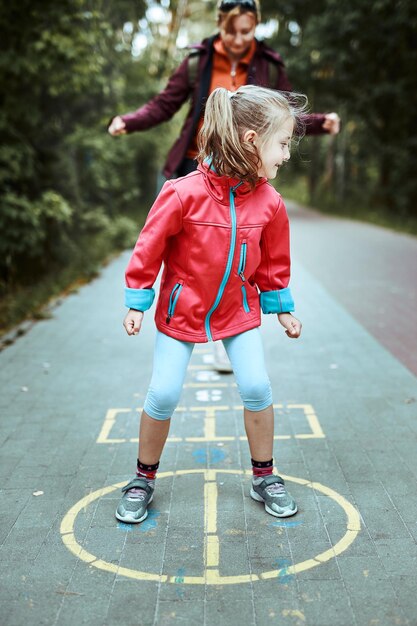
[204,183,242,341]
[241,285,250,313]
[166,282,183,324]
[231,61,237,88]
[238,241,250,313]
[237,241,247,281]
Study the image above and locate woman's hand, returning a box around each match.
[123,309,144,335]
[278,313,302,339]
[322,113,340,135]
[108,116,127,136]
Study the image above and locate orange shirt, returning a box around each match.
[186,38,256,159]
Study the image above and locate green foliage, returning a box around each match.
[0,190,71,260]
[108,215,141,249]
[263,0,417,219]
[1,0,416,333]
[0,0,163,297]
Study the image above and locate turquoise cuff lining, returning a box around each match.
[260,288,294,314]
[125,288,155,311]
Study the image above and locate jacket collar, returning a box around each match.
[197,161,267,205]
[187,36,284,66]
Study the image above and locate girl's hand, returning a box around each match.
[278,313,302,339]
[108,116,127,136]
[123,309,144,336]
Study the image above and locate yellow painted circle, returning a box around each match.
[60,469,360,585]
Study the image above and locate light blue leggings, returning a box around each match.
[144,328,272,420]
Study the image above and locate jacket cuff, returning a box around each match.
[125,288,155,311]
[260,288,294,314]
[303,113,326,135]
[121,113,144,133]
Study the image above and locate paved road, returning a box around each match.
[287,201,417,377]
[1,204,417,626]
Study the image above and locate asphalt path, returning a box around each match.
[0,202,416,626]
[287,201,417,377]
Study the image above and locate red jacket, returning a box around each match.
[120,36,327,178]
[125,163,295,343]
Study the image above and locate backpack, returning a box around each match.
[187,51,201,90]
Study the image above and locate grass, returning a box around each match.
[1,262,99,335]
[0,216,140,342]
[278,176,417,237]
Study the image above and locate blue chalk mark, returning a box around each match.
[192,447,226,464]
[211,448,226,463]
[270,518,303,528]
[192,449,206,463]
[175,567,186,584]
[273,558,295,585]
[138,509,160,532]
[117,510,160,532]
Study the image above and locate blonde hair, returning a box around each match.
[197,85,308,188]
[217,0,261,30]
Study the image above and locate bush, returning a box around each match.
[0,191,73,279]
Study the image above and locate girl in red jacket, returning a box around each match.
[109,0,339,374]
[116,84,304,524]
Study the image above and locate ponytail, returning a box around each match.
[197,85,308,188]
[197,88,260,187]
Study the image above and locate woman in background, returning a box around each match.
[108,0,340,369]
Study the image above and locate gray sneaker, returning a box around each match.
[250,475,297,518]
[115,477,154,523]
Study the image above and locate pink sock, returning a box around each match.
[251,458,273,479]
[136,459,159,481]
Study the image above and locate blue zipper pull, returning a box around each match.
[238,241,247,282]
[231,182,243,198]
[166,283,183,324]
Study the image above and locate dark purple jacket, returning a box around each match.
[120,35,327,179]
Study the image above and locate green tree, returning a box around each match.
[262,0,417,220]
[0,0,152,286]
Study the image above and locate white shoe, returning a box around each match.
[212,341,233,373]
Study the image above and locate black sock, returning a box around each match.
[136,458,159,480]
[251,458,273,479]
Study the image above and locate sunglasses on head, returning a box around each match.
[218,0,257,12]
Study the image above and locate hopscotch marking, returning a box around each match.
[60,469,360,585]
[61,346,360,587]
[96,404,325,444]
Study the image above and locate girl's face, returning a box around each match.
[256,118,294,179]
[219,14,257,60]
